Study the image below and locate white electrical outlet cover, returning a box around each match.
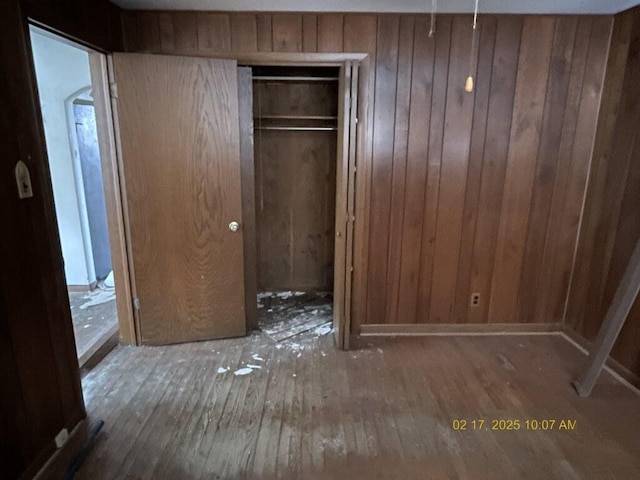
[55,428,69,448]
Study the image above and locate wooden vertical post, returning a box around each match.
[572,237,640,396]
[343,63,359,350]
[333,61,352,350]
[237,66,258,331]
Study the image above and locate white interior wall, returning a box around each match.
[30,29,95,287]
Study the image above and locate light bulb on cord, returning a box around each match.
[466,0,480,93]
[429,0,437,38]
[465,76,474,93]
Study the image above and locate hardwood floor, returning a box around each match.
[77,332,640,479]
[69,289,118,366]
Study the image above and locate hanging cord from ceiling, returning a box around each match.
[465,0,480,93]
[429,0,437,38]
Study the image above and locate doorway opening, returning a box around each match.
[251,66,339,342]
[29,26,119,367]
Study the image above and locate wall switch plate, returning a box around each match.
[15,160,34,199]
[55,428,69,448]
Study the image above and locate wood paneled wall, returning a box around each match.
[566,6,640,378]
[1,1,123,478]
[25,0,122,51]
[255,130,337,291]
[254,79,338,291]
[122,11,613,330]
[2,0,84,476]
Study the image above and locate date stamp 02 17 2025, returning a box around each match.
[451,419,577,431]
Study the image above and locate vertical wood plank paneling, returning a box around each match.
[318,14,344,52]
[122,12,141,51]
[517,17,577,323]
[487,17,555,323]
[0,299,30,478]
[566,18,626,333]
[452,16,497,323]
[608,136,640,375]
[428,16,476,323]
[467,16,522,324]
[302,14,318,52]
[255,131,337,290]
[564,8,640,378]
[538,18,593,324]
[563,21,611,332]
[579,18,639,338]
[568,15,633,330]
[171,12,198,51]
[158,13,175,51]
[416,16,452,325]
[366,15,400,325]
[343,13,377,55]
[553,18,612,331]
[272,14,303,52]
[2,0,89,476]
[257,14,273,52]
[124,12,616,342]
[139,12,161,52]
[25,0,122,51]
[385,16,414,324]
[230,14,258,52]
[614,288,640,377]
[396,16,435,324]
[197,13,231,51]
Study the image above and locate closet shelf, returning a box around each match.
[254,115,338,121]
[255,126,337,132]
[253,75,339,82]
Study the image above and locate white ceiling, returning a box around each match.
[111,0,640,15]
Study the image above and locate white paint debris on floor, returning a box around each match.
[79,289,116,309]
[313,324,332,336]
[258,291,333,342]
[233,363,263,376]
[257,290,307,306]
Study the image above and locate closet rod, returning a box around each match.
[255,126,337,132]
[253,76,339,82]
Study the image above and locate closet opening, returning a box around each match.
[252,66,339,342]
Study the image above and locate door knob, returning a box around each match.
[229,221,240,232]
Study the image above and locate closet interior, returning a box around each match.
[251,66,340,339]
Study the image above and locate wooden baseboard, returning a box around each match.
[359,322,563,336]
[78,322,119,368]
[560,325,640,391]
[31,419,89,480]
[67,282,97,293]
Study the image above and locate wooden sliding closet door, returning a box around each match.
[112,53,246,345]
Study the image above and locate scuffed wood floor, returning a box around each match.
[78,332,640,479]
